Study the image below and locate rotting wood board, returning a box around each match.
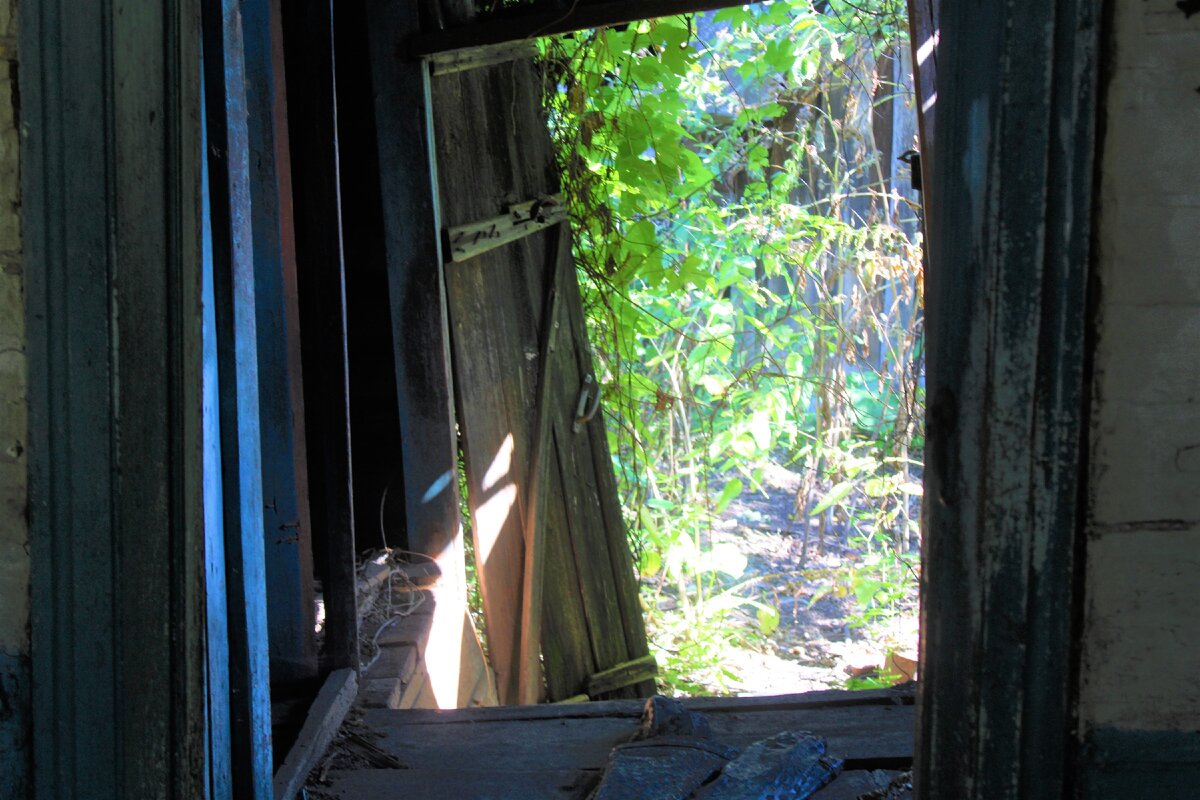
[318,687,913,799]
[355,702,913,771]
[429,29,651,704]
[445,193,567,263]
[273,669,358,800]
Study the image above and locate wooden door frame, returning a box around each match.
[19,0,1107,796]
[401,0,1108,794]
[915,0,1104,797]
[23,0,209,796]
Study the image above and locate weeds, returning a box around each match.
[542,0,922,693]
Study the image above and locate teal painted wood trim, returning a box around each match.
[241,0,318,684]
[1081,729,1200,799]
[201,0,276,795]
[23,0,208,798]
[0,651,30,798]
[201,79,235,800]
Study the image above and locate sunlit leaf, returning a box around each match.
[809,479,855,516]
[715,478,744,514]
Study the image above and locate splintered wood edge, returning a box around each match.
[273,668,359,800]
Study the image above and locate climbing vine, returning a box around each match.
[541,0,923,693]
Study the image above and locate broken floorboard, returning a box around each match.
[312,685,914,799]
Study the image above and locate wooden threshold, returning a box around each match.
[313,685,915,798]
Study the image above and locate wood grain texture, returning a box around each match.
[433,51,648,703]
[323,768,596,799]
[904,0,937,203]
[273,669,358,800]
[242,0,318,684]
[281,0,360,672]
[358,702,913,769]
[363,0,468,603]
[586,655,659,697]
[24,0,209,795]
[519,224,569,704]
[203,1,277,793]
[915,0,1101,796]
[384,685,914,725]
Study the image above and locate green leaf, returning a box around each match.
[639,549,663,577]
[715,478,743,514]
[756,604,780,636]
[809,479,855,516]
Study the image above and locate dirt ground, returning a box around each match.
[704,462,919,696]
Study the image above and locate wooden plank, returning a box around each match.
[243,0,318,685]
[361,678,405,710]
[519,224,569,704]
[703,706,914,766]
[366,645,419,683]
[280,0,360,672]
[411,0,765,57]
[585,655,658,697]
[202,0,277,794]
[323,768,595,800]
[810,770,902,799]
[559,253,654,697]
[916,0,1101,796]
[548,416,631,694]
[363,0,469,600]
[432,24,648,705]
[904,0,938,206]
[436,60,557,704]
[383,686,914,724]
[359,703,913,769]
[428,39,539,76]
[201,112,235,800]
[273,668,358,800]
[364,715,637,771]
[447,195,567,263]
[25,0,208,795]
[537,425,599,700]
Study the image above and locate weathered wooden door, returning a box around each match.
[431,55,652,705]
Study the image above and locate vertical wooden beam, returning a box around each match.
[281,0,360,673]
[517,225,567,705]
[330,0,407,555]
[362,0,466,597]
[905,0,937,203]
[24,0,208,797]
[915,0,1102,797]
[241,0,318,683]
[201,132,234,799]
[202,0,275,794]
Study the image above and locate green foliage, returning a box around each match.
[542,0,922,694]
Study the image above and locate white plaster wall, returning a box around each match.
[1080,0,1200,732]
[0,0,26,661]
